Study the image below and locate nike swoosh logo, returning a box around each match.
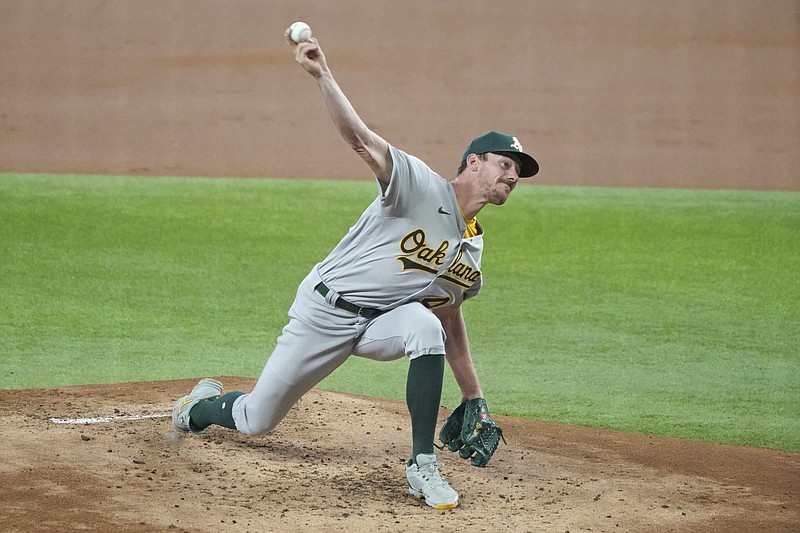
[437,207,451,215]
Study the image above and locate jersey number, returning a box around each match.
[419,296,452,309]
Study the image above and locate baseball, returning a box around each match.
[289,21,312,43]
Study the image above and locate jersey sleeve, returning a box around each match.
[379,144,440,217]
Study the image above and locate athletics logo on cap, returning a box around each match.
[460,131,540,178]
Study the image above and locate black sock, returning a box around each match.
[405,354,445,463]
[188,391,245,432]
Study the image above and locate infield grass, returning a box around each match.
[1,173,798,451]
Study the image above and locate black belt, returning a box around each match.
[314,282,385,319]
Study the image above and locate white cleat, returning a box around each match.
[172,378,223,433]
[406,453,459,510]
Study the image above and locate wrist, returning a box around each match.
[461,392,483,403]
[315,67,333,83]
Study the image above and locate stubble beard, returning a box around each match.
[488,183,512,205]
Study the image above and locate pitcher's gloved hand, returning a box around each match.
[438,401,467,453]
[438,398,505,467]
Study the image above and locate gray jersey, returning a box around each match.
[318,144,483,310]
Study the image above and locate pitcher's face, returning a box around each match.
[478,153,520,205]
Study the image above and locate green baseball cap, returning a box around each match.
[461,131,540,178]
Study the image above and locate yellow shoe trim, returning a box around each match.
[176,397,193,414]
[433,502,458,510]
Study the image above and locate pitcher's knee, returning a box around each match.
[404,307,446,356]
[232,397,283,436]
[237,419,278,437]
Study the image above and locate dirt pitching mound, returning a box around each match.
[0,378,797,532]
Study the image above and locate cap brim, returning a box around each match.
[498,151,539,178]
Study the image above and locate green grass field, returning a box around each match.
[1,173,798,451]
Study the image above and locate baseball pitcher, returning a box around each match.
[171,25,539,510]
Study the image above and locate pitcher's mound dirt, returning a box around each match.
[0,378,797,532]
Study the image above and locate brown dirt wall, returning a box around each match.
[1,1,798,190]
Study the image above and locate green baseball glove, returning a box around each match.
[438,398,505,467]
[438,401,467,453]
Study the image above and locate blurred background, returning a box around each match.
[1,0,798,190]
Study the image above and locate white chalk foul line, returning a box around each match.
[49,412,170,425]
